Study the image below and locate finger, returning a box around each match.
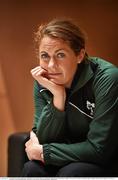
[31,69,47,78]
[30,66,41,73]
[31,68,42,76]
[25,149,31,160]
[35,69,47,77]
[25,145,33,160]
[25,142,29,147]
[33,69,44,76]
[31,66,47,74]
[25,139,31,147]
[30,131,35,138]
[30,131,39,144]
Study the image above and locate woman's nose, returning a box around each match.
[48,58,57,68]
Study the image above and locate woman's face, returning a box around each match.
[39,36,85,88]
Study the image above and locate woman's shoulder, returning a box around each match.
[87,57,118,92]
[89,57,118,81]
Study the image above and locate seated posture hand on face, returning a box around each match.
[31,66,66,111]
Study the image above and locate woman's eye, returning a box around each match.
[40,53,49,60]
[57,53,65,59]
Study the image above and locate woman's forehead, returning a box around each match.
[39,36,70,52]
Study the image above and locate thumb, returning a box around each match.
[30,131,39,144]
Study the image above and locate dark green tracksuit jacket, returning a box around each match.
[32,57,118,167]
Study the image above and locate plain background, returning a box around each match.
[0,0,118,176]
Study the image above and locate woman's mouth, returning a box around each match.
[48,73,62,78]
[48,73,61,75]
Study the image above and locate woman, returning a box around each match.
[22,18,118,177]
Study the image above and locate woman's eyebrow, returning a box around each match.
[55,49,65,53]
[40,51,48,54]
[40,49,67,54]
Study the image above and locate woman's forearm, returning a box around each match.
[53,93,66,111]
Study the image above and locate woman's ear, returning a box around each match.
[77,49,85,64]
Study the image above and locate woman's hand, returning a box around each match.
[31,66,66,111]
[25,131,44,162]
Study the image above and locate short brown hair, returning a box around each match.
[35,18,87,55]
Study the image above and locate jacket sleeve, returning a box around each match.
[32,80,66,144]
[43,68,118,166]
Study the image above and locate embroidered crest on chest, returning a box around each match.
[86,100,95,116]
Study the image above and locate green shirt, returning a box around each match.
[32,57,118,167]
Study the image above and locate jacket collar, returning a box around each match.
[70,58,95,95]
